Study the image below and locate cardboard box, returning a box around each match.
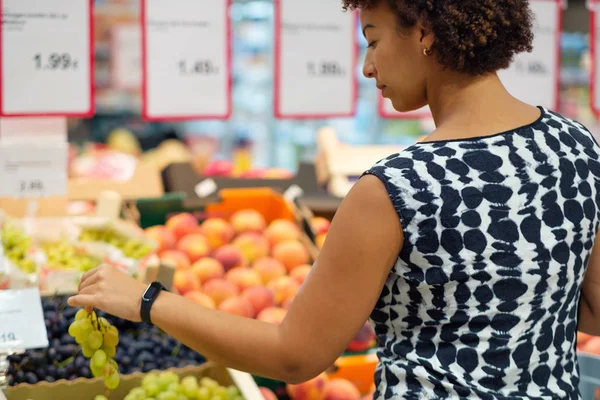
[5,362,263,400]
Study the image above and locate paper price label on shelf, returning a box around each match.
[0,288,49,351]
[111,24,142,90]
[275,0,357,118]
[0,141,68,198]
[0,0,94,117]
[498,0,561,109]
[142,0,231,120]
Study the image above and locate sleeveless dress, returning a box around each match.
[362,107,600,399]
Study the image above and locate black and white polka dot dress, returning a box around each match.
[363,107,600,399]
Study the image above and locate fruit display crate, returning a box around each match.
[4,362,262,400]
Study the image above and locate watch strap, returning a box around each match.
[141,281,166,325]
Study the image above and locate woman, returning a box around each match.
[70,1,600,398]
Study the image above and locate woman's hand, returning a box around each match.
[67,264,147,322]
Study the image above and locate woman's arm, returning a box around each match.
[68,175,403,383]
[579,231,600,336]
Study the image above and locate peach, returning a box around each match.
[232,232,270,264]
[582,337,600,355]
[257,307,287,325]
[144,225,176,253]
[252,257,287,285]
[311,217,330,235]
[173,270,200,295]
[214,244,247,271]
[230,209,267,234]
[177,233,211,263]
[290,264,311,286]
[199,218,235,248]
[184,290,216,309]
[272,240,310,273]
[218,297,255,318]
[166,212,199,240]
[191,257,225,284]
[259,387,278,400]
[324,379,361,400]
[203,278,239,306]
[159,250,191,270]
[265,219,301,247]
[287,372,329,400]
[242,286,276,315]
[578,331,593,348]
[267,277,300,305]
[315,233,327,250]
[225,267,262,292]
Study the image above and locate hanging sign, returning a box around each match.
[380,0,561,120]
[142,0,232,121]
[0,0,94,117]
[274,0,358,119]
[111,24,142,90]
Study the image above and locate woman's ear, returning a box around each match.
[419,27,434,50]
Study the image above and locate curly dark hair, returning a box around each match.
[342,0,535,75]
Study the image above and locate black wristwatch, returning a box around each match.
[141,281,166,325]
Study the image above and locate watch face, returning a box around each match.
[143,285,158,301]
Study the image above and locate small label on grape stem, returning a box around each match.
[0,288,48,351]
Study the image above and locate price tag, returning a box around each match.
[0,141,68,198]
[378,0,561,120]
[142,0,231,121]
[498,0,561,110]
[111,24,142,90]
[0,0,94,117]
[274,0,358,118]
[0,288,49,351]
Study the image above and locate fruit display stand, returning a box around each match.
[315,127,405,198]
[4,362,261,400]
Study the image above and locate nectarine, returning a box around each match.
[311,217,330,235]
[265,219,301,247]
[242,286,276,315]
[191,257,225,284]
[199,218,235,248]
[203,279,239,306]
[259,387,278,400]
[218,297,255,318]
[252,257,287,285]
[287,372,329,400]
[315,233,327,250]
[173,270,201,295]
[257,307,287,325]
[324,379,361,400]
[272,240,310,273]
[166,212,199,240]
[144,225,176,253]
[177,233,211,263]
[290,265,311,286]
[225,267,262,292]
[233,232,270,264]
[214,244,247,271]
[230,209,267,234]
[268,276,300,305]
[159,250,191,270]
[184,290,216,309]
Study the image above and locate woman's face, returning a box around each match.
[360,2,432,112]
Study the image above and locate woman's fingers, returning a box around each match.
[67,294,97,308]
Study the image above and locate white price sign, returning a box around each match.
[0,0,94,117]
[142,0,231,121]
[111,24,142,90]
[274,0,358,118]
[0,141,68,198]
[379,0,561,120]
[498,0,561,110]
[0,288,48,351]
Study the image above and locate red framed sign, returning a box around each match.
[110,24,142,91]
[141,0,232,121]
[379,0,562,120]
[0,0,95,118]
[274,0,359,119]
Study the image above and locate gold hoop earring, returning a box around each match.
[423,48,432,56]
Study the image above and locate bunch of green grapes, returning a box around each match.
[124,372,243,400]
[68,309,120,390]
[1,223,36,274]
[41,240,102,272]
[79,227,154,260]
